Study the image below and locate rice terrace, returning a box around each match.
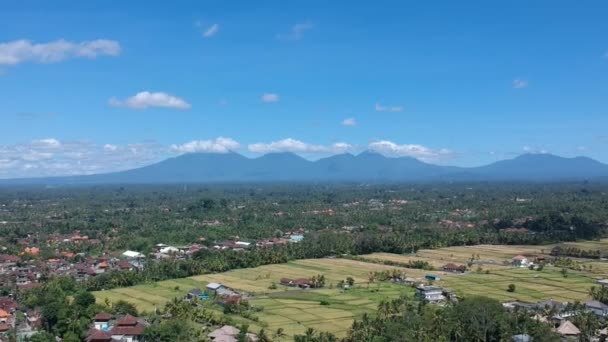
[94,240,608,337]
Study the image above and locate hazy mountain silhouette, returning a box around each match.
[1,152,608,185]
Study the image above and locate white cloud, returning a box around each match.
[277,21,314,41]
[261,93,279,103]
[375,103,403,112]
[522,146,548,154]
[32,138,61,148]
[109,91,191,110]
[0,39,120,66]
[203,24,220,38]
[0,139,166,178]
[248,138,352,154]
[0,137,457,178]
[368,140,452,162]
[103,144,118,152]
[513,79,528,89]
[170,137,240,154]
[341,118,357,126]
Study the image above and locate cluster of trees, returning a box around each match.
[2,184,608,340]
[550,245,602,259]
[343,255,433,270]
[370,269,407,282]
[309,274,326,288]
[1,183,607,256]
[22,278,139,342]
[81,214,606,293]
[295,296,560,342]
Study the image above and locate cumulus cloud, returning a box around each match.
[261,93,279,103]
[103,144,118,152]
[0,39,120,66]
[31,138,62,148]
[341,118,357,126]
[375,103,403,112]
[109,91,191,110]
[513,79,528,89]
[277,21,314,41]
[368,140,452,162]
[0,137,457,178]
[0,139,167,178]
[170,137,240,154]
[248,138,352,154]
[522,146,548,154]
[203,24,220,38]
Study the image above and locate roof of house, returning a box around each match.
[212,335,238,342]
[0,254,21,263]
[0,324,9,332]
[159,246,179,254]
[556,321,581,336]
[206,282,224,290]
[94,312,113,321]
[117,260,131,269]
[586,300,608,309]
[0,309,10,318]
[416,285,443,292]
[116,314,138,326]
[535,299,565,309]
[87,330,113,342]
[122,250,144,258]
[511,334,532,342]
[532,314,549,324]
[0,297,18,310]
[188,288,203,295]
[209,325,241,338]
[110,324,146,337]
[512,255,527,260]
[443,263,466,269]
[24,247,40,255]
[110,315,147,336]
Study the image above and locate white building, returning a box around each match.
[415,285,445,303]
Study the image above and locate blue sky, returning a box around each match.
[1,0,607,177]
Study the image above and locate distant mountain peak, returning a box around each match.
[0,152,607,184]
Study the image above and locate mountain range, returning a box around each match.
[1,152,608,185]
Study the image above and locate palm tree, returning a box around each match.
[258,329,272,342]
[273,328,286,340]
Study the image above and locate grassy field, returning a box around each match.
[94,240,608,336]
[94,258,415,337]
[362,242,608,303]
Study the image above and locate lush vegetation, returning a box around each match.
[2,183,608,340]
[294,296,561,342]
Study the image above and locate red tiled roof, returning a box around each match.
[117,314,138,326]
[0,297,18,311]
[0,309,9,318]
[110,324,145,336]
[0,254,21,263]
[117,260,131,269]
[0,324,10,332]
[443,263,466,270]
[88,329,113,342]
[16,282,41,290]
[95,312,113,321]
